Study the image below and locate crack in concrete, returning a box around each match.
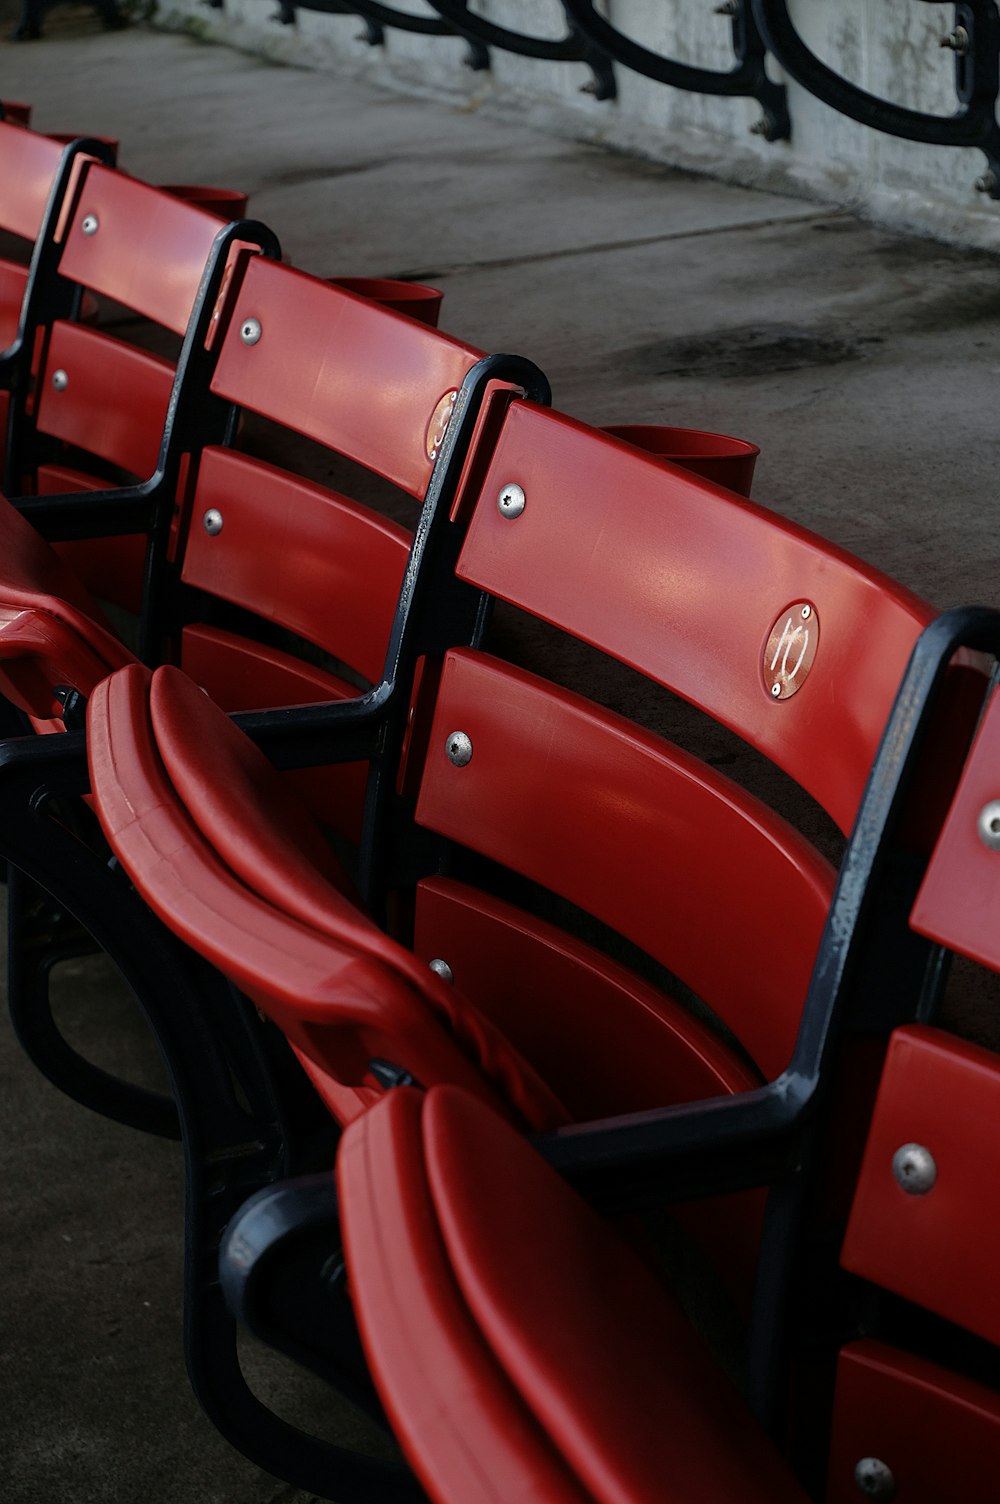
[255,162,377,189]
[397,208,846,280]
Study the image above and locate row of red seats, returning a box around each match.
[3,102,1000,1504]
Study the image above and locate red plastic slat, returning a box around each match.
[209,258,482,498]
[182,624,359,708]
[458,403,932,835]
[58,164,224,335]
[35,321,173,476]
[180,446,410,684]
[416,650,834,1080]
[413,877,768,1305]
[827,1341,1000,1504]
[0,259,28,347]
[841,1025,1000,1346]
[911,688,1000,970]
[0,120,66,241]
[413,876,758,1119]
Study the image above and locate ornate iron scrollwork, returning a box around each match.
[564,0,789,141]
[274,0,490,71]
[425,1,617,99]
[752,0,1000,193]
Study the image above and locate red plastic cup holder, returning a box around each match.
[160,185,250,220]
[602,423,760,497]
[326,276,444,328]
[2,101,32,127]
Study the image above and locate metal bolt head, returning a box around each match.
[976,170,999,195]
[978,799,1000,850]
[497,482,525,520]
[714,0,740,15]
[81,213,99,236]
[51,369,68,392]
[940,26,970,56]
[445,731,473,767]
[203,508,224,536]
[428,958,454,984]
[892,1142,937,1196]
[750,113,779,141]
[801,604,811,620]
[239,316,262,346]
[854,1456,896,1499]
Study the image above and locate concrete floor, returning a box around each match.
[3,10,1000,1502]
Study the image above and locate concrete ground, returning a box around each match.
[2,9,1000,1502]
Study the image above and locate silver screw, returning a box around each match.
[428,958,454,984]
[978,799,1000,850]
[975,170,999,195]
[81,213,99,236]
[203,509,224,536]
[771,681,782,697]
[51,369,69,392]
[892,1142,937,1196]
[446,731,473,767]
[940,26,970,56]
[714,0,740,14]
[497,482,525,520]
[854,1456,896,1500]
[801,604,812,620]
[240,317,262,346]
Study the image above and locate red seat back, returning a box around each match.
[209,257,482,498]
[57,163,229,336]
[0,120,69,243]
[415,648,833,1081]
[456,403,933,837]
[34,321,174,476]
[178,446,411,690]
[169,264,485,834]
[404,403,932,1098]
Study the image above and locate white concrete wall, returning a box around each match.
[153,0,1000,250]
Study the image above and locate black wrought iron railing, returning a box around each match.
[189,0,1000,199]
